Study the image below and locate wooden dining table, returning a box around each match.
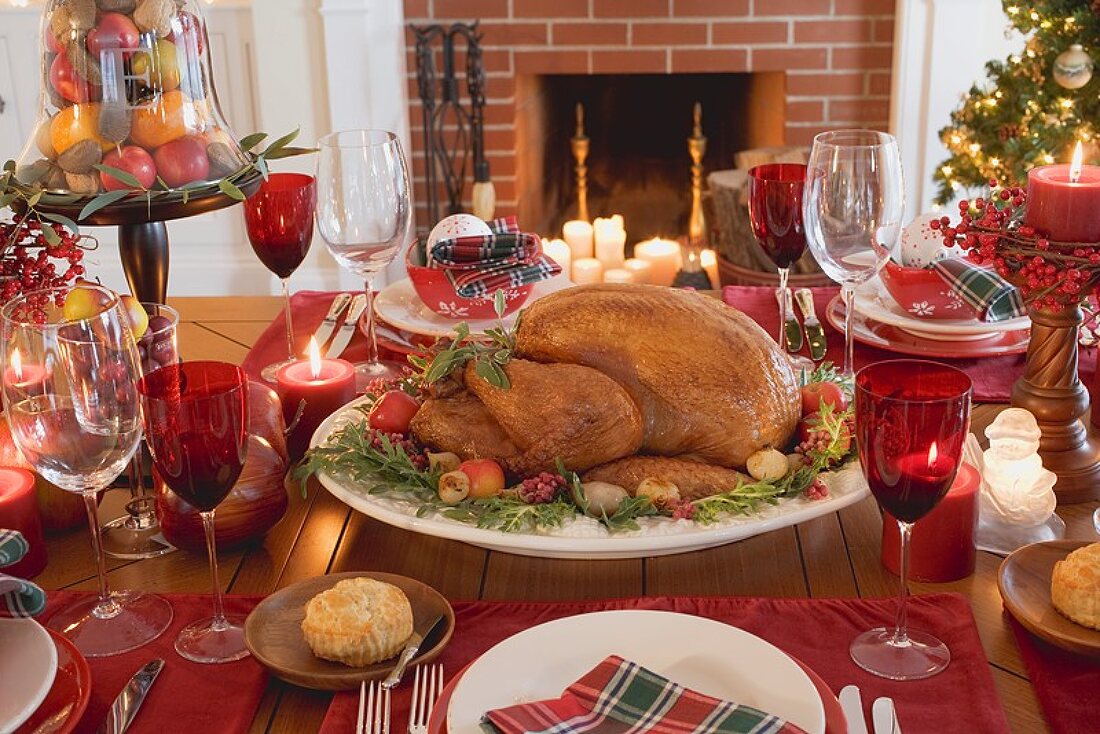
[34,295,1099,734]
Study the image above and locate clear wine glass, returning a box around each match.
[139,361,250,664]
[315,129,411,388]
[853,359,972,680]
[803,130,905,378]
[1,285,172,657]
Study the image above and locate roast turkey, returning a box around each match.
[410,284,800,492]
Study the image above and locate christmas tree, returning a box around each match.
[934,0,1099,204]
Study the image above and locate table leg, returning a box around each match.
[118,221,169,304]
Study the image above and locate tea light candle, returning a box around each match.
[593,217,626,269]
[562,220,594,260]
[603,268,632,284]
[882,462,980,582]
[542,238,572,278]
[276,338,357,461]
[572,258,603,285]
[623,258,652,284]
[4,349,48,397]
[1026,142,1100,243]
[633,238,682,287]
[0,468,46,579]
[701,249,719,287]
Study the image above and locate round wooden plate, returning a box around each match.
[244,571,455,690]
[998,540,1100,658]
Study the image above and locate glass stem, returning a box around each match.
[363,276,378,365]
[777,267,790,349]
[281,277,295,361]
[201,510,228,629]
[892,520,913,647]
[842,283,856,378]
[84,491,119,617]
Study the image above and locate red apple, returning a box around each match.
[800,381,847,416]
[49,53,99,104]
[459,458,505,499]
[86,12,140,58]
[169,11,205,56]
[368,390,420,435]
[153,135,210,188]
[101,145,157,191]
[43,23,63,54]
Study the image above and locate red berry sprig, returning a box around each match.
[0,219,92,318]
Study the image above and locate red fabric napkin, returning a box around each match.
[40,591,266,734]
[318,594,1009,734]
[1007,613,1100,734]
[722,285,1099,404]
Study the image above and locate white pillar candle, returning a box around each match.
[633,238,682,287]
[623,258,653,284]
[542,238,572,278]
[562,220,594,260]
[572,258,603,285]
[593,217,626,269]
[603,268,632,284]
[701,249,719,287]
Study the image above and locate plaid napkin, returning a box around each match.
[933,256,1026,321]
[427,215,562,299]
[0,529,46,618]
[482,655,806,734]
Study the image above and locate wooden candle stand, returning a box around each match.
[1011,303,1100,503]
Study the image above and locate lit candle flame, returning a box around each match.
[307,337,322,380]
[928,441,938,466]
[10,348,21,381]
[1070,141,1084,183]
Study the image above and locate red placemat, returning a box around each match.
[318,594,1009,734]
[41,591,266,734]
[1008,614,1100,734]
[723,285,1099,404]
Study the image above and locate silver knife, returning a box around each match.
[381,613,446,689]
[778,287,803,352]
[795,288,827,362]
[325,293,368,358]
[97,659,165,734]
[839,685,870,734]
[311,292,353,350]
[871,697,901,734]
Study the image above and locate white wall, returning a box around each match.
[891,0,1021,218]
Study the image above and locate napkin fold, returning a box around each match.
[428,215,562,299]
[932,257,1026,321]
[0,529,46,618]
[482,654,806,734]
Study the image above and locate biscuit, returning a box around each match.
[1051,543,1100,631]
[302,578,414,667]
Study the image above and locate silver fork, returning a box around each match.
[407,664,444,734]
[357,680,391,734]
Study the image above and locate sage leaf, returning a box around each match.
[40,225,60,246]
[78,189,130,220]
[238,132,268,151]
[493,289,506,318]
[39,211,78,234]
[93,164,143,190]
[218,179,246,200]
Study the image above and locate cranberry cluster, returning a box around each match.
[934,180,1099,311]
[368,429,428,470]
[0,219,89,321]
[518,471,567,504]
[804,478,829,501]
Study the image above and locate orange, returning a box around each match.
[50,103,113,155]
[130,90,193,149]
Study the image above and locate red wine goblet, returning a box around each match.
[747,163,808,358]
[853,359,972,680]
[244,173,316,382]
[139,361,250,664]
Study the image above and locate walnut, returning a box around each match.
[65,171,102,195]
[96,0,137,12]
[57,139,102,174]
[98,103,132,144]
[44,164,70,191]
[206,141,241,178]
[65,42,102,86]
[15,159,52,187]
[67,0,97,30]
[133,0,175,38]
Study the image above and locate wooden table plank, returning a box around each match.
[481,555,642,601]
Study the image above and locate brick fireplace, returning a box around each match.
[403,0,896,236]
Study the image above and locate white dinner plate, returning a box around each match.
[311,398,870,560]
[374,275,574,339]
[446,610,826,734]
[852,277,1030,337]
[0,618,57,734]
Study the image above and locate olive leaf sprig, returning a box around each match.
[411,290,522,389]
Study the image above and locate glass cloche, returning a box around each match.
[15,0,248,196]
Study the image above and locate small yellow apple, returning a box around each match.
[119,294,149,339]
[62,285,111,322]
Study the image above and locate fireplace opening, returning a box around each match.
[516,72,786,243]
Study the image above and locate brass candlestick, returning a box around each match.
[687,101,707,245]
[571,103,590,222]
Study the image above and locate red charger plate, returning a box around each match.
[16,628,92,734]
[827,296,1029,358]
[426,657,847,734]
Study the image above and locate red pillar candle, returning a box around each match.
[276,338,356,461]
[0,467,46,579]
[1026,143,1100,243]
[882,462,980,583]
